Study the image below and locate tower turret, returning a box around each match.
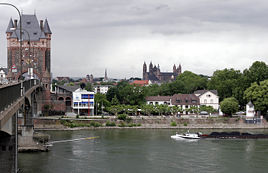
[143,62,147,73]
[149,61,153,72]
[173,64,177,74]
[178,64,182,74]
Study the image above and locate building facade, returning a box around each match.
[6,14,52,101]
[52,85,80,112]
[146,94,200,114]
[194,90,219,110]
[72,88,94,115]
[143,62,182,83]
[94,85,111,94]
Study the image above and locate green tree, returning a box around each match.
[243,61,268,85]
[208,68,242,101]
[107,105,123,115]
[244,80,268,116]
[175,71,208,94]
[85,82,93,91]
[142,104,154,116]
[94,93,110,114]
[220,97,239,116]
[199,105,216,114]
[111,95,120,105]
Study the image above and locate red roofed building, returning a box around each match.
[131,80,150,86]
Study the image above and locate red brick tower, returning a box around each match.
[6,14,52,102]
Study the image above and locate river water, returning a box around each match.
[19,129,268,173]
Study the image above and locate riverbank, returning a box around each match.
[30,116,268,130]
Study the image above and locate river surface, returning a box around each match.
[19,129,268,173]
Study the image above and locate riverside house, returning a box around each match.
[146,94,200,114]
[194,90,219,110]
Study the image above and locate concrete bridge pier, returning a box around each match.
[0,111,17,173]
[18,97,39,151]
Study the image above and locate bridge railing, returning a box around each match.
[0,79,39,113]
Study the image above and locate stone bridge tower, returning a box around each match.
[6,14,52,102]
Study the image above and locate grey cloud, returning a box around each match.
[1,0,268,78]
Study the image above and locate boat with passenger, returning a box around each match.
[171,131,200,139]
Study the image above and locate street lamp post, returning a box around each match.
[0,3,22,173]
[0,3,22,80]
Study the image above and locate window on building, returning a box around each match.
[192,100,197,103]
[204,99,207,103]
[81,94,94,99]
[155,102,158,105]
[176,99,181,103]
[210,99,213,103]
[149,102,153,105]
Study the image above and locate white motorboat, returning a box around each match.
[171,131,200,139]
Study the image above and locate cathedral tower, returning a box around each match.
[143,62,147,80]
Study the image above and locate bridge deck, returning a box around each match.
[0,80,40,130]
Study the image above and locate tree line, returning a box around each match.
[94,61,268,116]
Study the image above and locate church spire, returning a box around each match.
[6,18,14,33]
[104,68,108,81]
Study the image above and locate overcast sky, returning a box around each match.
[0,0,268,79]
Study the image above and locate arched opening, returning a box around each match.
[65,97,72,112]
[58,97,64,101]
[32,93,38,117]
[24,97,32,126]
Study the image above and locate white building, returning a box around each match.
[94,85,111,94]
[194,90,219,110]
[246,101,255,120]
[146,96,172,105]
[0,67,8,84]
[72,88,94,115]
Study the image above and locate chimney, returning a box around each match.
[14,19,18,28]
[40,20,43,30]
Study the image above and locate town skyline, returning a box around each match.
[0,0,268,79]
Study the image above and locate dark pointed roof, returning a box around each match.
[6,18,14,33]
[43,19,52,34]
[40,31,46,39]
[8,14,52,41]
[57,85,80,92]
[247,101,254,107]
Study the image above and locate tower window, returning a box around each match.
[27,21,31,25]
